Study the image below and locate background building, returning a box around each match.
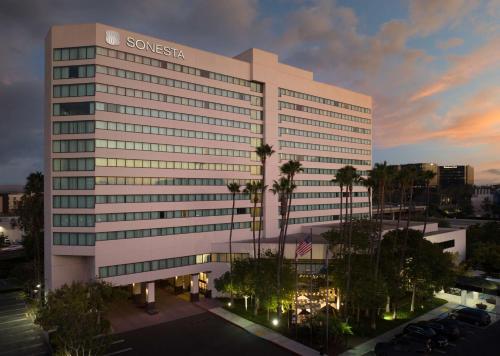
[45,24,372,304]
[439,165,474,188]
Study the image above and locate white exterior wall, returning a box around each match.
[45,23,372,290]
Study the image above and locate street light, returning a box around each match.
[272,318,279,326]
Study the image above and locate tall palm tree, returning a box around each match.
[359,175,375,255]
[370,161,394,329]
[244,181,260,258]
[280,160,303,258]
[332,170,347,254]
[395,168,411,229]
[421,170,437,235]
[227,182,241,305]
[255,144,275,259]
[270,176,294,319]
[340,166,359,318]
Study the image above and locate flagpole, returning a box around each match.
[309,227,313,347]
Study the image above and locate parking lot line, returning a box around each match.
[111,339,125,345]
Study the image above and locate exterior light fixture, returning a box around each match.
[227,302,232,307]
[272,318,279,326]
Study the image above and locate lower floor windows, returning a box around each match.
[98,252,249,278]
[53,232,95,246]
[53,214,95,227]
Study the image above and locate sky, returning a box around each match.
[0,0,499,185]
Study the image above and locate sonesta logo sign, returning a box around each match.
[126,36,185,60]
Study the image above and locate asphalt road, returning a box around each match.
[444,319,500,356]
[106,311,294,356]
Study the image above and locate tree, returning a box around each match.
[16,172,44,287]
[480,197,493,218]
[470,243,500,274]
[255,144,275,259]
[227,182,241,305]
[244,181,261,258]
[421,170,437,234]
[35,281,124,356]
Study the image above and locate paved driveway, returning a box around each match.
[0,292,49,356]
[105,312,294,356]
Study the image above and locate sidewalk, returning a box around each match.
[206,306,319,356]
[340,302,458,356]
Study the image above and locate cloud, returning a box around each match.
[410,36,500,101]
[436,37,464,49]
[484,169,500,176]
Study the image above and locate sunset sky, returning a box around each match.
[0,0,499,184]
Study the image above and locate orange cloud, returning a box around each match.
[436,37,464,49]
[410,36,500,101]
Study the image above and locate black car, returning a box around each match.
[403,324,448,348]
[430,318,461,339]
[375,336,432,355]
[451,307,491,326]
[417,320,460,340]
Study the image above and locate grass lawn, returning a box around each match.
[220,296,448,353]
[350,297,448,342]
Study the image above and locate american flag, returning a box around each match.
[296,234,312,257]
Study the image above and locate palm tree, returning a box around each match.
[395,168,411,229]
[255,144,275,259]
[244,181,260,258]
[359,175,376,255]
[280,160,303,257]
[332,170,347,254]
[370,161,394,329]
[421,170,437,235]
[227,182,241,305]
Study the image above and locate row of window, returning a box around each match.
[94,207,251,223]
[279,127,371,146]
[53,102,95,116]
[53,121,95,135]
[93,157,261,174]
[53,176,257,190]
[295,180,364,187]
[279,101,371,125]
[95,65,263,106]
[94,120,260,146]
[53,176,95,190]
[95,221,251,242]
[302,167,369,176]
[287,212,367,225]
[53,191,367,208]
[53,65,95,79]
[98,252,249,279]
[53,104,263,134]
[94,138,255,160]
[290,202,369,212]
[280,140,371,156]
[279,114,371,135]
[53,158,94,171]
[94,46,263,92]
[279,153,370,166]
[53,140,95,153]
[279,88,371,114]
[53,83,95,98]
[95,193,250,204]
[53,46,95,61]
[53,232,95,246]
[99,99,263,123]
[94,83,263,119]
[53,214,94,227]
[293,191,368,199]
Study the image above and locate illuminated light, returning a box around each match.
[272,318,279,326]
[227,302,232,307]
[36,284,41,288]
[383,314,393,320]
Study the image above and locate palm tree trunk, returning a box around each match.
[252,195,257,258]
[346,185,354,319]
[229,193,236,304]
[422,183,430,235]
[258,162,266,260]
[339,186,344,257]
[397,187,404,229]
[372,183,385,330]
[410,283,417,312]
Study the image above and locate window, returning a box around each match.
[53,102,95,116]
[53,46,95,61]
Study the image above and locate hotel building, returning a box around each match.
[44,24,372,304]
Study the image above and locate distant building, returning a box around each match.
[439,165,474,188]
[471,186,500,217]
[388,163,439,186]
[0,185,24,215]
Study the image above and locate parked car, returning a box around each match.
[451,307,491,326]
[429,318,461,339]
[375,336,432,355]
[3,238,11,245]
[403,323,448,348]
